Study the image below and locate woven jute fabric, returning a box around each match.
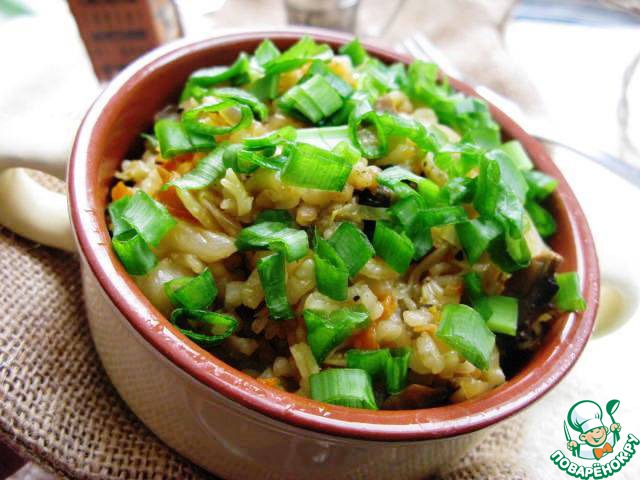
[0,175,530,479]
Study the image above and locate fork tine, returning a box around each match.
[401,37,431,61]
[410,32,462,79]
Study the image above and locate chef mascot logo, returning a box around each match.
[549,399,639,478]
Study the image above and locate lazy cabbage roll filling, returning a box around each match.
[106,37,586,410]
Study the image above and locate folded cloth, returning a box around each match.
[0,1,551,479]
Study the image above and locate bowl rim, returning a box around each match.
[69,28,599,441]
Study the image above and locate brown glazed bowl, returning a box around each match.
[68,29,599,479]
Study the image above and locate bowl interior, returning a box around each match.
[69,29,599,441]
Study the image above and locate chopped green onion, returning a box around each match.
[187,52,251,87]
[349,109,387,159]
[257,252,293,321]
[524,170,558,201]
[314,238,349,301]
[435,304,495,370]
[339,38,368,66]
[499,140,533,171]
[249,73,280,101]
[440,177,476,205]
[486,149,528,203]
[385,348,411,394]
[212,87,269,121]
[169,308,237,346]
[281,143,352,192]
[164,268,218,310]
[377,166,429,201]
[235,221,309,261]
[222,143,258,174]
[332,140,361,165]
[346,348,390,378]
[378,113,440,153]
[164,143,226,191]
[154,119,216,158]
[554,272,586,312]
[263,35,332,75]
[253,39,280,66]
[108,195,133,237]
[111,230,157,276]
[389,196,433,259]
[120,190,176,247]
[183,100,253,136]
[255,209,294,226]
[310,368,377,410]
[279,75,344,123]
[140,132,159,150]
[243,126,297,150]
[526,201,556,238]
[301,60,354,98]
[463,272,485,304]
[327,222,375,278]
[295,126,352,150]
[372,221,415,273]
[475,295,518,336]
[456,217,502,264]
[304,307,369,363]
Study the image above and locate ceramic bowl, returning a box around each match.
[63,29,598,479]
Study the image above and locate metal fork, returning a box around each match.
[400,32,640,188]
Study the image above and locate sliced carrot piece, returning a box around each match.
[155,186,197,223]
[110,181,133,202]
[352,325,379,350]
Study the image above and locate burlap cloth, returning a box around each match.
[0,1,545,478]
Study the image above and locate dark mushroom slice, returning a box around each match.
[382,383,454,410]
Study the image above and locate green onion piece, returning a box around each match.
[301,60,354,98]
[183,100,253,136]
[339,38,368,66]
[111,230,157,276]
[372,221,415,273]
[154,119,216,158]
[385,348,411,394]
[378,113,440,153]
[187,52,251,87]
[108,195,133,237]
[257,252,294,321]
[304,307,370,363]
[140,132,159,150]
[417,178,441,205]
[264,35,333,75]
[346,348,390,378]
[332,140,361,165]
[524,170,558,201]
[389,196,433,260]
[255,209,294,226]
[169,308,237,346]
[254,39,280,66]
[164,143,227,191]
[212,87,269,121]
[486,149,528,203]
[310,368,378,410]
[463,272,485,304]
[226,146,288,173]
[281,143,353,192]
[120,190,176,247]
[349,109,387,159]
[455,217,502,264]
[327,222,375,278]
[499,140,533,171]
[435,304,495,370]
[249,73,280,101]
[440,177,476,205]
[296,126,352,150]
[164,268,218,310]
[280,75,344,123]
[243,126,297,150]
[526,201,556,238]
[314,238,349,301]
[475,295,519,336]
[235,221,309,261]
[554,272,586,312]
[377,166,428,201]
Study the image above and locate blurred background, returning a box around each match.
[0,0,639,478]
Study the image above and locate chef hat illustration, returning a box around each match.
[568,400,605,434]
